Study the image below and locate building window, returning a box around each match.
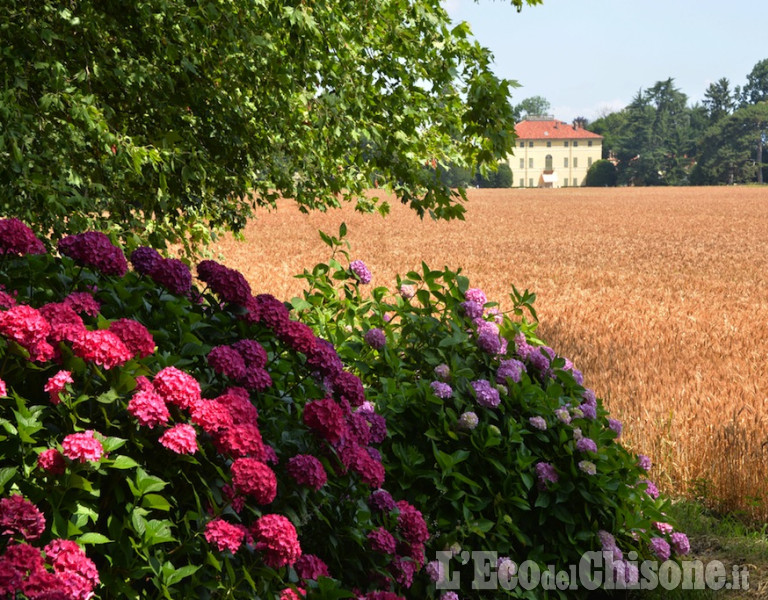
[529,158,534,168]
[588,140,593,147]
[574,157,578,168]
[519,142,525,148]
[563,178,568,187]
[588,157,593,167]
[573,141,578,147]
[564,158,568,168]
[528,141,534,148]
[546,141,551,148]
[564,141,569,147]
[529,178,533,187]
[520,158,524,169]
[519,178,524,187]
[545,154,553,170]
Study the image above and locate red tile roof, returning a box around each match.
[515,119,602,140]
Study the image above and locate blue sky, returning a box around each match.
[444,0,768,124]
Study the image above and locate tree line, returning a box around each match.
[586,58,768,186]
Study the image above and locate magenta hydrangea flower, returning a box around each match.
[207,345,247,381]
[576,437,598,453]
[44,370,74,405]
[153,366,201,409]
[287,454,328,490]
[62,292,101,317]
[364,328,386,350]
[129,246,162,275]
[61,431,104,463]
[58,231,127,277]
[465,288,487,306]
[197,260,252,305]
[368,489,396,513]
[232,339,268,368]
[127,388,170,429]
[642,479,660,499]
[108,318,155,358]
[535,461,558,489]
[231,458,277,504]
[149,258,192,295]
[0,218,46,255]
[653,522,674,535]
[295,554,330,580]
[204,518,247,554]
[368,527,397,554]
[251,514,302,568]
[37,449,67,475]
[159,424,198,454]
[670,532,690,555]
[330,370,365,407]
[71,329,133,370]
[497,359,525,383]
[471,379,500,408]
[0,495,46,540]
[349,260,372,284]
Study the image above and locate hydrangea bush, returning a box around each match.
[0,218,427,599]
[293,226,690,600]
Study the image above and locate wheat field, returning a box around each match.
[211,186,768,520]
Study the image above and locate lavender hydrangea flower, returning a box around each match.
[442,592,459,600]
[608,418,623,437]
[349,260,372,284]
[368,489,396,512]
[497,359,524,383]
[529,416,547,431]
[514,333,533,360]
[535,462,558,489]
[637,455,652,471]
[457,411,479,430]
[426,560,446,583]
[364,328,386,350]
[434,363,450,381]
[465,288,487,306]
[399,284,416,299]
[670,532,690,555]
[578,402,597,420]
[582,389,597,406]
[555,408,571,424]
[649,538,671,561]
[576,437,598,453]
[460,300,483,320]
[477,327,501,355]
[497,557,516,581]
[643,479,660,499]
[578,460,597,475]
[430,381,452,399]
[471,379,500,408]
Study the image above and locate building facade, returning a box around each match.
[509,117,603,188]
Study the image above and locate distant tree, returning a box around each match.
[513,95,552,120]
[585,160,618,187]
[703,78,736,123]
[589,111,629,159]
[475,162,513,188]
[741,59,768,105]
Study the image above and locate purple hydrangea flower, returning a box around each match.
[457,411,479,430]
[364,328,386,350]
[555,408,571,424]
[349,260,372,284]
[529,346,555,375]
[130,246,162,275]
[576,437,598,454]
[514,333,533,360]
[430,381,452,399]
[649,538,671,561]
[579,460,597,475]
[670,532,690,555]
[426,560,446,583]
[529,416,547,431]
[642,479,660,499]
[368,489,396,512]
[497,359,525,383]
[150,258,192,295]
[535,461,558,489]
[578,402,597,420]
[58,231,128,277]
[598,530,616,551]
[465,288,487,306]
[471,379,500,408]
[442,592,459,600]
[477,327,501,355]
[637,455,652,471]
[608,418,622,437]
[460,300,484,320]
[399,284,416,299]
[582,389,597,406]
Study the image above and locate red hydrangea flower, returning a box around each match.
[21,569,69,599]
[231,339,268,368]
[230,457,277,504]
[159,424,198,454]
[61,431,104,463]
[294,554,330,580]
[0,378,7,397]
[44,538,100,590]
[396,501,429,546]
[214,423,266,459]
[277,321,317,354]
[152,366,201,409]
[72,329,133,370]
[190,399,234,433]
[251,514,302,568]
[280,587,306,600]
[250,294,290,330]
[0,218,46,256]
[390,556,418,588]
[207,345,247,381]
[287,454,327,490]
[303,398,345,444]
[149,258,192,295]
[62,292,101,318]
[0,287,17,310]
[216,388,258,424]
[330,371,366,407]
[305,339,343,378]
[3,542,45,575]
[58,231,128,277]
[204,518,248,554]
[38,303,86,344]
[197,260,252,305]
[0,495,46,540]
[127,388,170,429]
[345,412,372,446]
[368,527,396,554]
[37,449,67,475]
[108,319,155,358]
[0,305,51,350]
[338,442,385,488]
[43,370,74,405]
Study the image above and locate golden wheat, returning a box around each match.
[211,186,768,520]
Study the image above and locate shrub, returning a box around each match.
[585,160,618,187]
[293,227,690,599]
[0,219,425,599]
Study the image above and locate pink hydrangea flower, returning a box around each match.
[204,518,248,554]
[38,449,67,475]
[127,388,170,429]
[44,370,74,405]
[61,431,104,463]
[72,329,133,369]
[108,319,155,358]
[158,424,197,454]
[251,514,302,568]
[230,457,277,504]
[152,366,201,409]
[0,495,46,540]
[0,378,7,397]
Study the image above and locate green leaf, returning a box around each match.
[164,564,200,586]
[77,532,113,545]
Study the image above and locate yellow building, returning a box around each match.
[510,117,603,188]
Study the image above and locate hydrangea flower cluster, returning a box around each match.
[0,218,47,256]
[58,231,128,277]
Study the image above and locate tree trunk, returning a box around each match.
[758,137,764,184]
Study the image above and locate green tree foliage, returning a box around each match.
[703,77,736,123]
[0,0,540,255]
[512,95,552,121]
[741,58,768,105]
[585,159,617,187]
[474,162,513,187]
